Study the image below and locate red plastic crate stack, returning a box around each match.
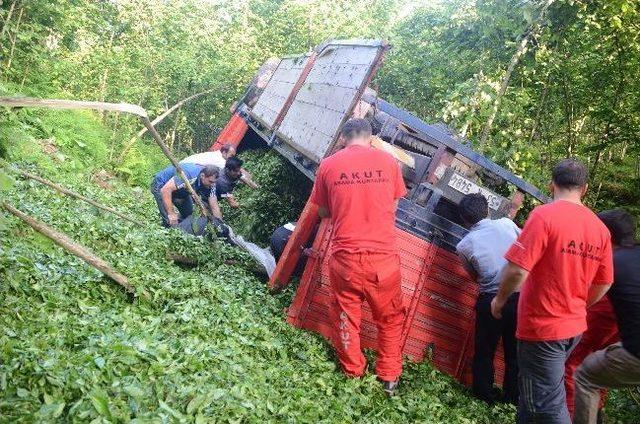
[287,221,507,386]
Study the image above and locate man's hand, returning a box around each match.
[227,196,240,208]
[491,296,506,319]
[168,212,179,226]
[302,247,319,258]
[491,261,529,319]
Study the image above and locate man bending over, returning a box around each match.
[456,193,521,404]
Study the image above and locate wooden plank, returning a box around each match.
[268,199,319,292]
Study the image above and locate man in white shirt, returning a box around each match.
[456,193,521,405]
[180,143,259,191]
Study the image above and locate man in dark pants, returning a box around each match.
[573,209,640,424]
[151,164,222,227]
[491,159,614,423]
[456,193,521,404]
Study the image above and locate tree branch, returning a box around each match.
[2,202,137,296]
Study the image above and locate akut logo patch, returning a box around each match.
[334,170,389,185]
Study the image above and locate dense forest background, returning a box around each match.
[0,0,638,216]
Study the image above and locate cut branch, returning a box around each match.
[2,202,136,295]
[118,89,215,162]
[0,96,210,220]
[6,164,144,226]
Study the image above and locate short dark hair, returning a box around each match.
[598,209,637,247]
[220,143,234,154]
[458,193,488,226]
[225,156,243,171]
[341,118,372,141]
[552,158,589,189]
[200,165,219,178]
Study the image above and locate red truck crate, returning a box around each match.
[287,209,484,382]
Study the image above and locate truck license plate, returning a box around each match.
[448,172,503,210]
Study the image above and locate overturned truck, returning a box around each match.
[211,39,549,386]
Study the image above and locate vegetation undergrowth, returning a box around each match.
[0,108,523,423]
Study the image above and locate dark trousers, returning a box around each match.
[517,336,581,424]
[150,181,193,227]
[473,292,519,404]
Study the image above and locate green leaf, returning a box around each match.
[186,394,207,414]
[0,170,13,191]
[89,390,112,419]
[94,357,105,369]
[123,384,145,399]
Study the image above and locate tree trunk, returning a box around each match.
[478,0,555,149]
[0,0,17,40]
[5,6,23,71]
[2,202,137,296]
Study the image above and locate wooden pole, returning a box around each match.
[0,96,210,220]
[6,165,144,226]
[2,202,136,296]
[118,89,216,162]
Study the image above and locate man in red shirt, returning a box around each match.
[311,118,407,395]
[491,159,613,423]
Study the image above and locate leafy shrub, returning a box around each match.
[221,149,312,244]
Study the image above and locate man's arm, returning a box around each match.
[586,283,611,307]
[160,179,179,226]
[225,195,240,208]
[240,169,258,189]
[491,261,529,318]
[457,252,478,280]
[208,196,223,219]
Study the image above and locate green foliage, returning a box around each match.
[221,149,312,244]
[1,138,517,424]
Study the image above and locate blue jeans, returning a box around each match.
[517,336,581,424]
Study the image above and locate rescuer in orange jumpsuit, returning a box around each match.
[311,118,407,395]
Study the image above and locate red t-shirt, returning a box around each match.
[311,144,407,254]
[505,200,614,341]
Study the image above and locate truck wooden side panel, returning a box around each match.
[277,43,386,163]
[286,219,487,383]
[251,56,310,129]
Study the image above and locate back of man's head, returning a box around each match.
[225,156,243,171]
[200,165,220,178]
[552,158,589,190]
[598,209,637,247]
[459,193,489,227]
[340,118,372,144]
[220,143,235,155]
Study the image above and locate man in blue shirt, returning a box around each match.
[150,164,222,227]
[456,193,521,404]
